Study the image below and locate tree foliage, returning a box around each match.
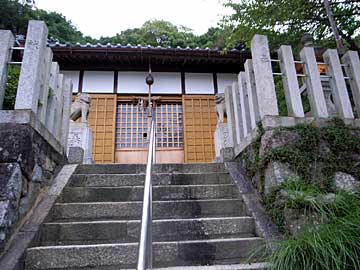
[0,1,225,48]
[0,0,94,43]
[97,20,227,48]
[222,0,360,51]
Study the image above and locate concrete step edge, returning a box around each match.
[64,184,237,189]
[44,216,254,226]
[73,172,230,176]
[28,237,263,250]
[154,263,270,270]
[55,198,243,206]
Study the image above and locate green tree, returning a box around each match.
[196,27,231,49]
[98,20,200,48]
[0,0,94,43]
[0,0,33,34]
[222,0,360,51]
[32,9,95,43]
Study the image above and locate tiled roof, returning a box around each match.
[47,41,244,53]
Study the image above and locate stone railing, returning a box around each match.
[0,20,73,152]
[0,20,73,254]
[215,34,360,161]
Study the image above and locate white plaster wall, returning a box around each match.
[61,70,80,92]
[217,73,237,93]
[117,72,181,94]
[82,71,114,93]
[185,73,214,94]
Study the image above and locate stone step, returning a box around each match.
[155,263,269,270]
[75,163,227,175]
[69,172,232,187]
[39,217,255,245]
[60,184,240,203]
[51,199,247,222]
[26,237,264,269]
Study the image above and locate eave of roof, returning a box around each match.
[49,42,251,73]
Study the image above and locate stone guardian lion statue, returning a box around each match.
[214,93,226,123]
[70,93,91,123]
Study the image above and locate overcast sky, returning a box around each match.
[34,0,233,38]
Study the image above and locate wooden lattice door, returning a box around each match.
[182,95,218,163]
[87,94,117,164]
[115,99,184,164]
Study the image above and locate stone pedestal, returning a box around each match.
[67,122,93,164]
[214,123,233,162]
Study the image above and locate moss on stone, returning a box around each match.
[239,118,360,233]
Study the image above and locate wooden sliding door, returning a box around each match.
[115,97,184,164]
[182,95,217,163]
[88,94,117,164]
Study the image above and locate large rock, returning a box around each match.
[0,200,15,251]
[259,129,300,157]
[0,163,22,205]
[264,161,298,194]
[334,172,358,192]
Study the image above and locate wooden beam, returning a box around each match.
[181,72,186,94]
[78,70,84,92]
[213,73,218,94]
[113,71,118,93]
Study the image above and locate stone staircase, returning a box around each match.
[25,163,267,269]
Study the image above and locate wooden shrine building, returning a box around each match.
[50,43,250,164]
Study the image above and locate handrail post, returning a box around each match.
[137,71,155,270]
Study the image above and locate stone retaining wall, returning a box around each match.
[0,121,66,254]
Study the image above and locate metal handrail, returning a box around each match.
[136,106,156,269]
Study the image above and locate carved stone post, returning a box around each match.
[300,47,328,118]
[61,79,73,149]
[45,62,60,133]
[342,51,360,116]
[251,35,279,118]
[0,31,14,109]
[15,21,48,113]
[278,45,304,117]
[37,48,53,124]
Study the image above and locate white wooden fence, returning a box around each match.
[218,34,360,159]
[0,20,72,151]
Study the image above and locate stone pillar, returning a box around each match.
[244,60,259,127]
[214,123,233,162]
[37,48,53,124]
[45,62,60,133]
[322,78,337,117]
[61,79,73,150]
[67,122,93,164]
[300,47,328,118]
[232,82,244,144]
[15,21,48,113]
[0,31,14,109]
[278,45,304,117]
[323,49,354,119]
[224,86,237,147]
[251,35,279,118]
[54,74,64,141]
[342,51,360,116]
[237,72,249,137]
